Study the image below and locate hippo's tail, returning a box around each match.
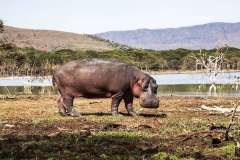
[52,74,56,86]
[52,74,63,95]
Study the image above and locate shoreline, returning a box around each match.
[0,70,240,79]
[146,69,240,75]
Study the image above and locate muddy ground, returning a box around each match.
[0,96,240,160]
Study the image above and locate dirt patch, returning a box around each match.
[0,96,239,159]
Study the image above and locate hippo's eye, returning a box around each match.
[143,85,148,91]
[153,88,157,94]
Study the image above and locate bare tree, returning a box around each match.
[233,76,240,91]
[193,47,228,95]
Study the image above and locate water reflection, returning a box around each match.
[0,84,239,97]
[1,72,240,86]
[0,72,240,97]
[0,86,57,96]
[158,84,240,97]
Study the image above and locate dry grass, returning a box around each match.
[3,26,114,51]
[0,96,239,159]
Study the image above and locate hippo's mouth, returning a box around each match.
[139,98,159,109]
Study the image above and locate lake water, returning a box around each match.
[0,76,52,86]
[152,71,240,85]
[0,72,240,96]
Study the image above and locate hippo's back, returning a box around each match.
[57,59,129,76]
[53,59,136,95]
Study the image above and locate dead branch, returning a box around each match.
[225,101,239,141]
[199,105,240,113]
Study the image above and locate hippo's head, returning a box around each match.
[132,74,159,108]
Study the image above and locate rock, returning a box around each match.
[193,152,205,159]
[4,124,15,128]
[211,138,222,146]
[101,123,125,130]
[209,124,227,131]
[137,143,159,153]
[235,142,240,157]
[80,129,91,137]
[48,132,61,138]
[137,124,152,129]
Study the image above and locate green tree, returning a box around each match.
[0,19,3,33]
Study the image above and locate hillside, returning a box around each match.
[96,22,240,50]
[2,26,115,51]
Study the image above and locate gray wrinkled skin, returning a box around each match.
[53,59,159,117]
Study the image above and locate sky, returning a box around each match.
[0,0,240,34]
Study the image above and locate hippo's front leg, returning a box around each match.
[57,96,67,116]
[111,92,124,116]
[123,92,137,116]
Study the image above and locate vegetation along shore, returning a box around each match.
[0,43,240,76]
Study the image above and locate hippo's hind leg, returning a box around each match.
[123,92,137,116]
[57,96,67,116]
[62,95,80,117]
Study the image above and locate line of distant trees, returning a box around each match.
[0,42,240,76]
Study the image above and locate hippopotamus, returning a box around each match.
[52,59,159,116]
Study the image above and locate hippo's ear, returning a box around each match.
[132,77,149,97]
[137,78,150,90]
[150,79,158,89]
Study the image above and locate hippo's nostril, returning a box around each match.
[141,98,146,103]
[153,100,159,107]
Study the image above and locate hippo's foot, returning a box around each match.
[58,107,68,116]
[128,111,138,117]
[112,112,120,116]
[68,109,81,117]
[59,111,68,116]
